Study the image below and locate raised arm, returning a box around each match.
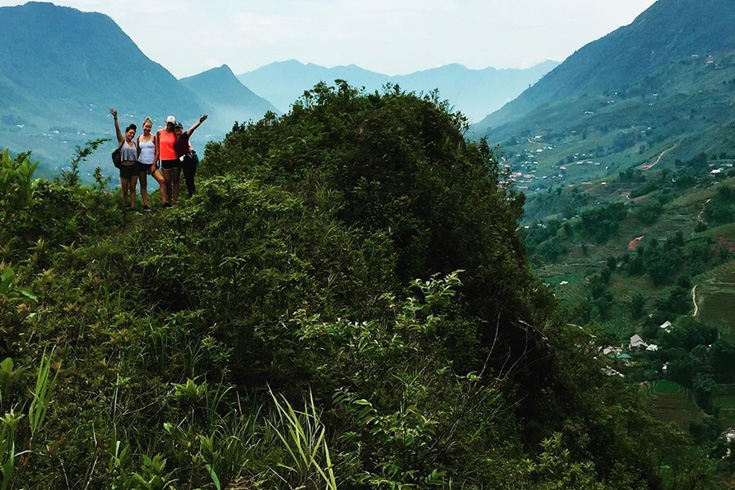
[185,114,208,137]
[110,108,123,144]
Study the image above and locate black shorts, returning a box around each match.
[161,159,180,170]
[119,163,137,180]
[138,162,154,174]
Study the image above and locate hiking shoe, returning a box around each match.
[143,205,151,212]
[163,202,172,208]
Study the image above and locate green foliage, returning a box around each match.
[634,200,664,225]
[0,84,692,488]
[28,348,59,437]
[578,203,628,243]
[59,138,109,187]
[704,186,735,226]
[0,410,22,490]
[297,272,495,487]
[0,267,37,303]
[524,433,604,490]
[0,149,38,227]
[630,293,646,319]
[0,353,60,490]
[267,390,337,490]
[131,454,173,490]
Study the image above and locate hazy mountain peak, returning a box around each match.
[180,65,279,123]
[190,64,236,79]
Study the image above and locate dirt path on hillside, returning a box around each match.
[696,199,712,222]
[692,285,699,317]
[640,144,677,170]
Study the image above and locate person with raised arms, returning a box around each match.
[174,114,208,198]
[110,108,138,210]
[136,117,167,210]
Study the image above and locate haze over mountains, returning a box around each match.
[473,0,735,191]
[5,0,734,188]
[180,65,278,133]
[0,2,561,175]
[238,60,559,122]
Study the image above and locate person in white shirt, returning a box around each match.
[136,117,166,210]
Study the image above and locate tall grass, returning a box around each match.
[0,411,23,490]
[268,389,337,490]
[28,348,59,437]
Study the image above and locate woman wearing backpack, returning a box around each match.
[110,108,138,210]
[136,117,166,210]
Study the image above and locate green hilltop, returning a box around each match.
[0,84,705,489]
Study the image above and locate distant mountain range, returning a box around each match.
[0,2,276,175]
[473,0,735,191]
[0,1,556,175]
[238,60,559,122]
[12,0,732,188]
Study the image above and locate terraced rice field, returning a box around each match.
[644,380,703,428]
[694,260,735,284]
[694,261,735,337]
[713,384,735,427]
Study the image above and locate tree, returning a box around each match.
[646,246,680,286]
[606,256,617,270]
[630,294,646,319]
[58,138,109,187]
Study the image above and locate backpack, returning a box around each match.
[111,139,124,168]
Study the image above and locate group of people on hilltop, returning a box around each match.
[111,108,207,211]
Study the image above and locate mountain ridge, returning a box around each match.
[475,0,735,133]
[180,64,279,128]
[238,59,559,121]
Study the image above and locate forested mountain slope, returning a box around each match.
[0,2,274,174]
[475,0,735,132]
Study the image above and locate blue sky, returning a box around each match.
[2,0,658,77]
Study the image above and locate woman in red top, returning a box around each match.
[154,115,179,207]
